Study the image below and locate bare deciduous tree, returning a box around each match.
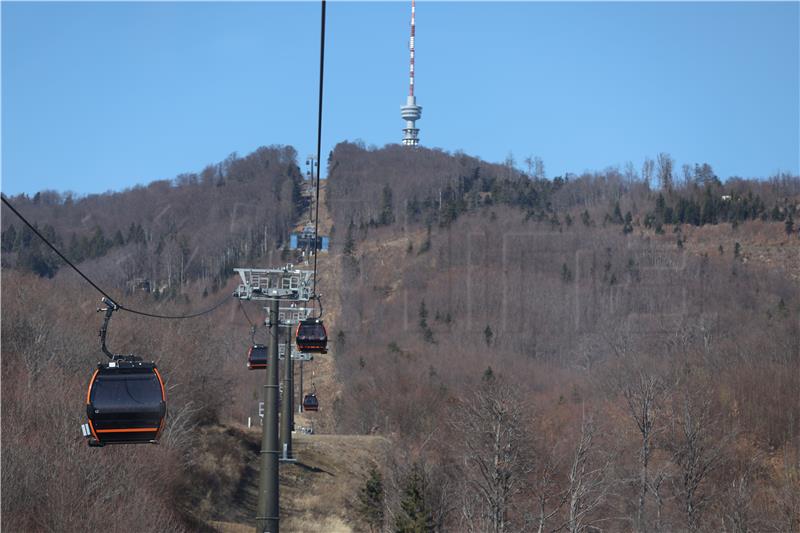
[452,372,529,533]
[641,158,655,190]
[554,413,611,533]
[624,162,638,186]
[535,157,546,181]
[657,153,674,192]
[666,375,731,532]
[720,454,764,533]
[528,438,568,533]
[606,328,670,533]
[768,444,800,532]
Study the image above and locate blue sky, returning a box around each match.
[2,1,798,195]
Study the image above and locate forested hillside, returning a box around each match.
[1,145,303,292]
[1,146,309,532]
[326,143,800,532]
[2,142,799,532]
[326,142,799,238]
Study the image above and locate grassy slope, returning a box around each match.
[677,219,800,282]
[181,424,390,532]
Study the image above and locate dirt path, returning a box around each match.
[291,182,342,434]
[186,425,389,532]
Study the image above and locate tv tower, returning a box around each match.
[401,0,422,146]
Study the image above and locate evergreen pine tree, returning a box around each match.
[701,189,717,225]
[1,224,17,252]
[17,240,58,277]
[394,464,435,533]
[68,233,83,262]
[623,211,634,234]
[357,466,385,533]
[484,324,493,345]
[561,263,574,283]
[135,223,147,244]
[655,193,666,218]
[127,222,137,243]
[343,220,356,256]
[663,206,675,225]
[89,227,109,258]
[379,185,395,226]
[417,224,432,255]
[16,224,34,250]
[612,201,624,224]
[419,300,435,343]
[407,196,422,222]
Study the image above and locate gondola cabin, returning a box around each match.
[248,344,268,370]
[296,319,327,354]
[302,393,319,412]
[85,360,166,447]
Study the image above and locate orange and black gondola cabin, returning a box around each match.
[86,360,166,446]
[296,319,328,354]
[302,393,319,412]
[248,344,268,370]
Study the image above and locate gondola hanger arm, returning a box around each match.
[97,297,127,361]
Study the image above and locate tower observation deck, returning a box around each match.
[401,0,422,146]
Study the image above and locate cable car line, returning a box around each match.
[311,0,326,302]
[1,194,229,320]
[238,298,257,328]
[121,296,230,320]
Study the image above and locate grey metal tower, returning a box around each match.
[401,0,422,146]
[232,266,315,533]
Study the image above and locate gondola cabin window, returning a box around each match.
[91,373,162,410]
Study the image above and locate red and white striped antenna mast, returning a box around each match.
[401,0,422,146]
[409,0,416,97]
